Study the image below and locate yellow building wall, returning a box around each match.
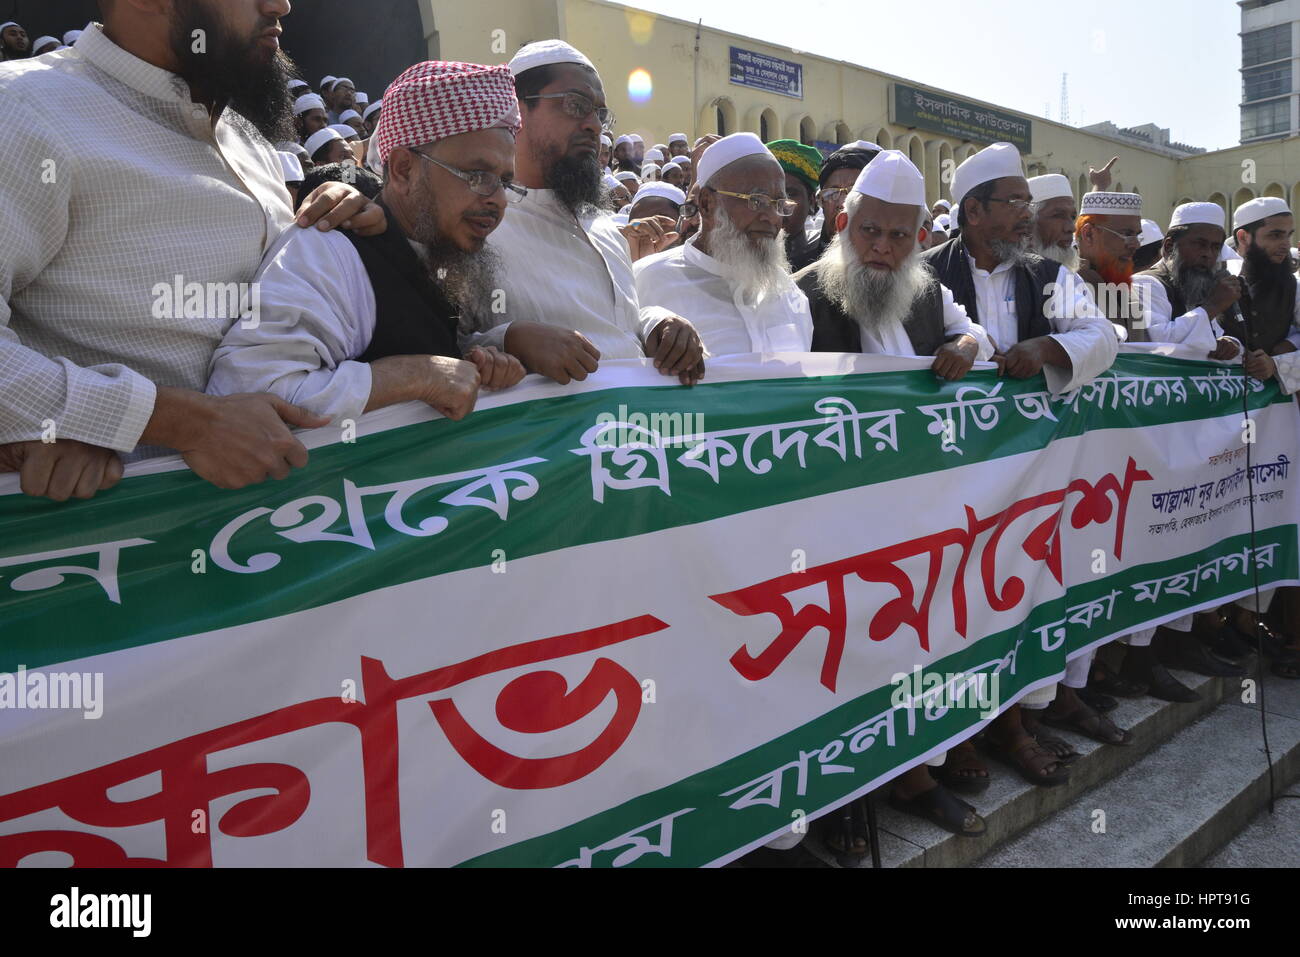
[424,0,1300,228]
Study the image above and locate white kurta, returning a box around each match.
[857,283,995,360]
[206,225,380,424]
[964,255,1119,393]
[465,189,669,360]
[633,241,813,356]
[1129,274,1225,355]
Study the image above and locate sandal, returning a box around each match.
[817,802,870,864]
[1020,710,1081,763]
[1089,659,1147,698]
[1271,649,1300,680]
[1042,704,1132,746]
[982,734,1071,787]
[1076,687,1118,713]
[889,784,986,838]
[931,739,990,795]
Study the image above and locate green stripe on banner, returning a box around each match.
[0,355,1287,672]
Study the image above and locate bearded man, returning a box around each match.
[208,61,526,423]
[1028,173,1079,270]
[464,40,703,386]
[633,133,812,357]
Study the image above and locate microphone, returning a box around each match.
[1217,264,1253,352]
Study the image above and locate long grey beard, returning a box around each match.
[1031,235,1080,271]
[408,201,503,324]
[815,232,927,331]
[990,234,1031,266]
[708,208,792,304]
[1167,247,1219,311]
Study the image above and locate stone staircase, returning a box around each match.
[805,661,1300,868]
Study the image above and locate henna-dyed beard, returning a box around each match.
[1091,247,1134,287]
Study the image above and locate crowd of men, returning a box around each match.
[2,3,1299,868]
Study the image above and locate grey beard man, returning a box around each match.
[1165,244,1221,311]
[1029,229,1080,271]
[814,230,929,332]
[409,195,505,329]
[708,204,794,304]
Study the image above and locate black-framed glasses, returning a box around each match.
[413,151,527,201]
[522,92,616,130]
[708,187,798,217]
[988,197,1034,211]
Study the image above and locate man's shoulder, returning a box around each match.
[258,220,360,280]
[632,244,687,280]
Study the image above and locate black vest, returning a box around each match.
[795,262,950,356]
[919,236,1057,343]
[1134,260,1188,319]
[1228,266,1296,353]
[340,208,462,363]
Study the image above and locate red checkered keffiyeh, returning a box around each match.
[375,61,521,165]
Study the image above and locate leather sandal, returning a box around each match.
[982,735,1071,787]
[931,739,990,795]
[889,784,986,838]
[1042,703,1132,746]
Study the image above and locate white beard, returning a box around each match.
[707,208,792,304]
[814,232,928,332]
[1031,235,1080,271]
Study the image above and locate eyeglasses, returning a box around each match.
[988,197,1035,212]
[413,151,527,201]
[523,92,616,130]
[708,187,798,217]
[1092,222,1142,246]
[819,187,852,204]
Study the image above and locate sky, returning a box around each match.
[627,0,1244,151]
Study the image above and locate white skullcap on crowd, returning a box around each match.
[508,39,595,75]
[851,149,926,208]
[950,142,1024,213]
[602,173,621,190]
[669,155,691,166]
[630,182,686,209]
[641,164,660,179]
[1169,202,1225,231]
[933,199,951,211]
[0,22,20,32]
[278,140,308,158]
[614,171,640,184]
[339,109,363,124]
[330,123,361,140]
[304,127,344,159]
[355,92,370,106]
[320,75,338,89]
[934,213,952,232]
[1079,191,1142,216]
[1139,219,1164,246]
[293,93,326,116]
[669,133,688,144]
[847,140,882,152]
[278,151,305,183]
[1028,173,1072,204]
[614,134,632,148]
[629,134,644,144]
[362,100,383,122]
[696,132,773,187]
[1232,196,1291,230]
[600,133,612,147]
[32,36,60,52]
[63,29,83,45]
[333,77,355,89]
[1220,243,1242,262]
[288,78,309,90]
[645,148,664,162]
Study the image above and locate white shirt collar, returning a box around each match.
[77,23,201,110]
[965,250,1015,278]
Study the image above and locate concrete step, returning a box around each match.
[975,668,1300,867]
[806,666,1242,868]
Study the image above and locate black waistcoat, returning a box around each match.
[339,206,462,363]
[919,236,1057,343]
[796,262,950,355]
[1231,266,1296,352]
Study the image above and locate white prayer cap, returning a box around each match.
[850,149,926,208]
[339,109,363,124]
[696,132,775,187]
[631,182,687,210]
[1080,191,1142,217]
[362,100,383,122]
[669,133,688,144]
[320,75,338,90]
[950,142,1024,213]
[641,164,660,179]
[330,123,361,141]
[355,92,370,106]
[278,151,304,182]
[1139,219,1164,246]
[0,22,20,32]
[645,148,665,162]
[288,78,309,90]
[1028,173,1072,204]
[845,140,881,152]
[508,39,596,76]
[1169,201,1225,231]
[278,141,309,158]
[333,77,355,89]
[32,36,60,53]
[600,133,612,147]
[668,155,691,167]
[1232,196,1292,230]
[63,29,82,45]
[603,173,621,190]
[614,171,640,184]
[629,134,644,143]
[934,214,952,231]
[304,127,344,159]
[293,93,326,115]
[614,135,632,148]
[933,199,951,211]
[1221,243,1242,262]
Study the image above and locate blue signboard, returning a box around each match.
[729,46,803,100]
